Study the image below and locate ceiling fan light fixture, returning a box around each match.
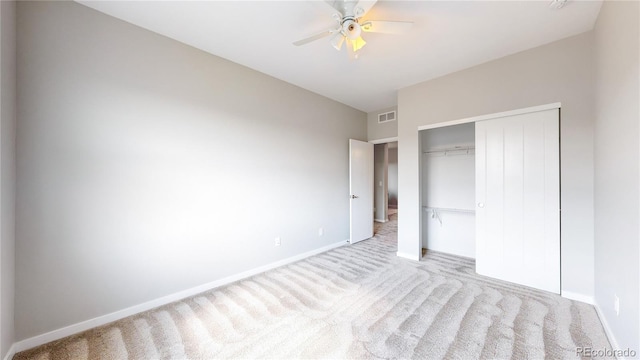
[331,32,345,51]
[352,36,367,52]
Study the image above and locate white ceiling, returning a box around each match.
[76,1,602,113]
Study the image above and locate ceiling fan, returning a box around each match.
[292,0,413,57]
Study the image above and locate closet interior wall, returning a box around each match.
[421,123,475,258]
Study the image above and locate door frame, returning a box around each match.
[370,136,399,145]
[417,103,561,132]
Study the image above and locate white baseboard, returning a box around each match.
[374,218,388,223]
[2,343,15,360]
[396,251,420,261]
[594,300,623,357]
[561,291,594,305]
[13,239,349,354]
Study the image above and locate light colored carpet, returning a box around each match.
[15,214,612,359]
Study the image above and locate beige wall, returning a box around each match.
[0,1,17,358]
[16,1,366,340]
[593,0,639,351]
[398,32,595,297]
[367,106,398,141]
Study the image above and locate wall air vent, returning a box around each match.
[378,110,396,123]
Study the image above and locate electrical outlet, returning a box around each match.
[318,227,324,237]
[614,294,620,316]
[275,237,281,247]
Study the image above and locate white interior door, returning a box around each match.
[475,108,560,293]
[349,139,374,244]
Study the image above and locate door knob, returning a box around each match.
[351,195,359,199]
[478,202,484,208]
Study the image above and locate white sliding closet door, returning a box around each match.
[475,108,560,293]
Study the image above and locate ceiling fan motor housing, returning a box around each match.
[342,18,361,40]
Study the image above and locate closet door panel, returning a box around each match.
[475,124,488,274]
[503,124,524,270]
[543,115,561,281]
[484,123,505,275]
[476,109,560,294]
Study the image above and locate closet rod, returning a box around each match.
[422,145,475,155]
[423,206,475,214]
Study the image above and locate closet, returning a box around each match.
[421,123,476,258]
[420,106,560,294]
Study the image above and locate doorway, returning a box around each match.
[373,141,398,229]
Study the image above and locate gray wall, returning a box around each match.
[16,1,366,340]
[373,143,388,222]
[398,32,596,298]
[367,106,397,141]
[0,0,16,358]
[593,0,639,351]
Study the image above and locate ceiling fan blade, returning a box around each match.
[323,0,345,13]
[353,0,377,18]
[293,27,339,46]
[361,20,414,34]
